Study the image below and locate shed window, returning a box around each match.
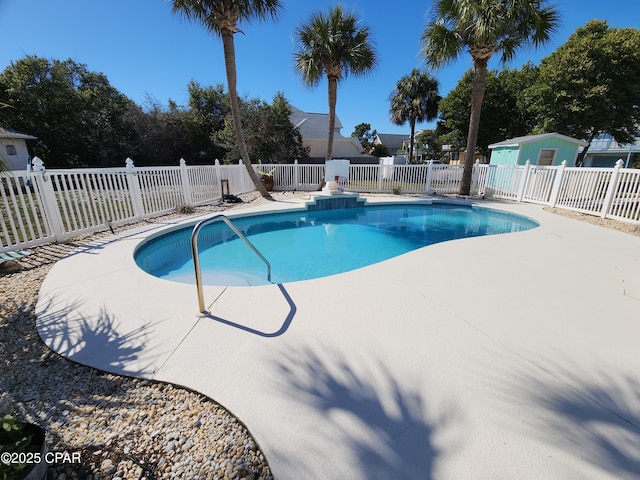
[537,148,556,166]
[5,145,17,156]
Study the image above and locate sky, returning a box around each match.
[1,0,639,137]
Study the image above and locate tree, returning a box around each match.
[212,92,308,163]
[421,0,559,195]
[293,5,377,161]
[438,64,538,157]
[187,80,229,137]
[251,92,309,163]
[389,68,440,163]
[415,129,442,161]
[351,122,377,153]
[529,20,640,164]
[370,143,390,157]
[0,56,134,168]
[123,94,226,166]
[171,0,283,199]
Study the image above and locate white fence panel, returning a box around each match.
[606,167,640,222]
[187,165,221,206]
[296,164,324,190]
[555,167,611,215]
[349,165,384,192]
[219,162,253,195]
[256,163,324,191]
[258,164,295,190]
[482,165,521,200]
[136,166,185,216]
[391,165,430,193]
[430,164,464,194]
[44,168,137,236]
[523,166,558,204]
[1,171,53,252]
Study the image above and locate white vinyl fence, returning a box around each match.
[261,159,640,223]
[2,158,639,253]
[1,158,254,253]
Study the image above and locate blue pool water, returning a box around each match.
[134,203,538,286]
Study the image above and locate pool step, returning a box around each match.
[305,192,366,211]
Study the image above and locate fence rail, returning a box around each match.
[2,158,638,253]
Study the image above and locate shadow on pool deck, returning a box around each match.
[514,359,640,478]
[203,284,297,337]
[270,344,452,480]
[37,294,161,377]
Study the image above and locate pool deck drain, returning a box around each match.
[36,196,640,480]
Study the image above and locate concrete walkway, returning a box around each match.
[36,196,640,479]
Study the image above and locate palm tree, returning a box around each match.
[389,69,440,163]
[421,0,559,195]
[171,0,282,199]
[293,5,377,161]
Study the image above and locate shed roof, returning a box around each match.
[0,127,37,140]
[489,133,587,149]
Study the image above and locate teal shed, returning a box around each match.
[488,133,587,167]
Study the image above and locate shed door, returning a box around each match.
[537,148,557,166]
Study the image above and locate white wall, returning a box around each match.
[0,138,31,170]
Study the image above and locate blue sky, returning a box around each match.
[1,0,639,137]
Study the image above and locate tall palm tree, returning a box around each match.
[421,0,559,195]
[389,69,440,163]
[171,0,282,199]
[293,5,377,161]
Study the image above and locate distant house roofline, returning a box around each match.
[0,127,37,140]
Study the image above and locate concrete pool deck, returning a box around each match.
[35,195,640,479]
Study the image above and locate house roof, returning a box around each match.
[489,133,588,149]
[0,127,37,140]
[289,106,364,155]
[289,106,344,138]
[376,133,409,149]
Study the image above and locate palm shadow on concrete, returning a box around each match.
[36,294,160,377]
[535,368,640,478]
[483,354,640,479]
[272,345,451,480]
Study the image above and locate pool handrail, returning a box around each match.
[190,213,272,313]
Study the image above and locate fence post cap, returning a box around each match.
[180,158,186,166]
[32,156,44,171]
[615,159,624,167]
[125,157,134,168]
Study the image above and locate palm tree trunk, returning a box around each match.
[409,118,416,164]
[459,57,489,196]
[221,30,272,199]
[326,76,338,161]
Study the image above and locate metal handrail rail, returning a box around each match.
[191,213,271,313]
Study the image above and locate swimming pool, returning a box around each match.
[134,202,538,286]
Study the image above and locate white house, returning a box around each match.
[289,106,371,162]
[0,128,37,170]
